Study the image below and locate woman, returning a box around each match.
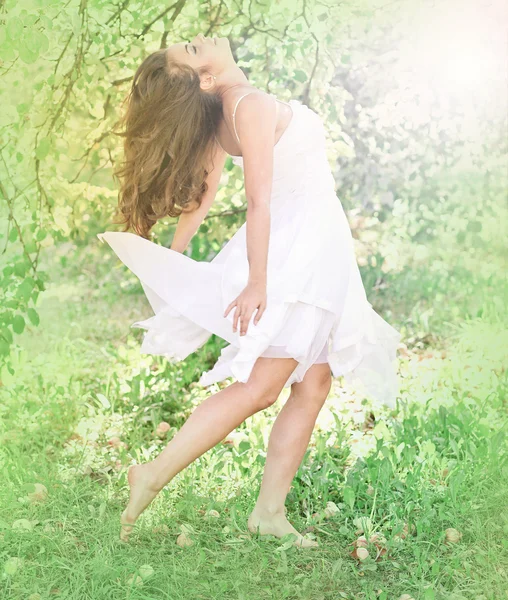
[98,33,401,548]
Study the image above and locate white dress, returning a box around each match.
[97,93,402,408]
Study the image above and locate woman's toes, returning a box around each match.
[120,509,135,542]
[294,536,319,548]
[120,524,132,542]
[247,511,318,548]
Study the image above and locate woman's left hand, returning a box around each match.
[224,280,267,336]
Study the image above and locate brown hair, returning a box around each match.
[111,48,222,239]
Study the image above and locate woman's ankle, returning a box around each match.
[251,502,286,518]
[135,461,167,492]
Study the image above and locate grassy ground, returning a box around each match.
[1,184,507,599]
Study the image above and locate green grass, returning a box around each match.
[1,197,507,599]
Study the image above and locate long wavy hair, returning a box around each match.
[111,48,223,239]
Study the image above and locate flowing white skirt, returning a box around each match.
[97,223,401,408]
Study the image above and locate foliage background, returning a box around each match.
[0,0,507,598]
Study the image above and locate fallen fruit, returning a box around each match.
[138,564,154,580]
[12,519,34,531]
[394,522,410,539]
[155,422,171,437]
[126,574,143,587]
[152,524,170,534]
[176,532,193,547]
[350,546,370,561]
[4,557,23,576]
[27,483,48,504]
[353,516,372,534]
[311,511,325,522]
[107,437,123,448]
[324,501,340,518]
[444,527,462,544]
[369,532,387,546]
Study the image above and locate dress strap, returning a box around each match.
[232,91,277,145]
[232,92,257,144]
[215,92,278,154]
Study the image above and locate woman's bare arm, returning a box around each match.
[223,92,277,334]
[170,143,227,253]
[233,92,277,284]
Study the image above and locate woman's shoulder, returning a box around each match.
[223,86,273,112]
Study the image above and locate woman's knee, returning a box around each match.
[240,356,298,411]
[292,364,332,406]
[242,380,281,411]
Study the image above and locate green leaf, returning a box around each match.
[70,11,82,34]
[276,536,298,551]
[35,277,46,292]
[8,228,18,242]
[40,16,53,31]
[6,17,24,41]
[17,278,34,302]
[24,14,39,27]
[0,43,16,62]
[25,240,38,254]
[19,45,39,64]
[27,308,39,326]
[12,315,25,334]
[34,30,50,55]
[0,339,10,356]
[343,486,355,510]
[17,103,30,116]
[294,69,307,83]
[466,221,482,233]
[36,137,51,160]
[26,31,39,53]
[96,393,111,409]
[238,440,251,453]
[14,262,27,278]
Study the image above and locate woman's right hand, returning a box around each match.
[224,280,267,336]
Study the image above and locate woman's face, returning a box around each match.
[166,33,233,72]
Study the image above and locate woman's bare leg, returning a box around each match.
[120,356,298,541]
[247,362,332,548]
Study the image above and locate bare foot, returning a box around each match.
[120,463,162,542]
[247,507,319,548]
